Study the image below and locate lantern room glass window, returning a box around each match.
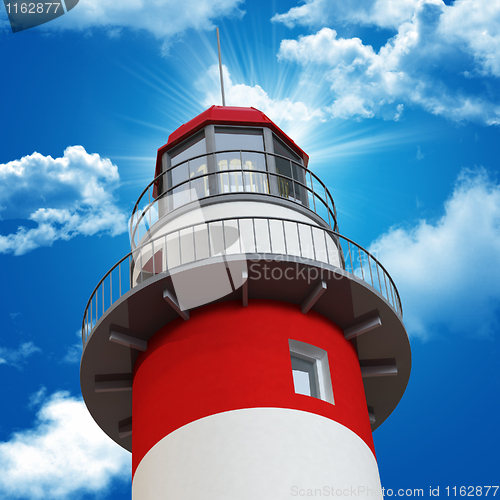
[158,125,313,212]
[273,137,307,205]
[170,131,206,166]
[215,126,264,152]
[273,136,300,162]
[215,127,268,194]
[164,132,209,204]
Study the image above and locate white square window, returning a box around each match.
[289,339,334,405]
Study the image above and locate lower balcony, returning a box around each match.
[83,215,402,346]
[80,215,410,451]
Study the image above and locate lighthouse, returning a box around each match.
[80,106,411,499]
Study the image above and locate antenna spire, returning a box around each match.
[216,27,226,106]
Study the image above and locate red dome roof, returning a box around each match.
[154,106,309,180]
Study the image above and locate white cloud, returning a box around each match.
[272,0,420,30]
[440,0,500,78]
[62,343,82,364]
[50,0,244,53]
[0,146,127,255]
[0,342,40,368]
[0,391,130,499]
[200,64,324,125]
[61,331,83,364]
[28,387,48,409]
[369,168,500,339]
[275,0,500,124]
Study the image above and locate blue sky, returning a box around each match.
[1,0,499,498]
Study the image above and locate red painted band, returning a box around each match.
[132,300,374,475]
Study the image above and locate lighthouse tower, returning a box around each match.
[80,106,411,499]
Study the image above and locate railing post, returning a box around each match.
[265,153,271,194]
[267,218,273,254]
[140,247,143,284]
[252,218,257,253]
[222,220,227,256]
[282,219,288,255]
[376,262,382,295]
[359,248,365,281]
[310,225,316,261]
[383,271,389,301]
[129,255,133,289]
[347,241,354,274]
[310,172,317,213]
[367,254,374,288]
[297,222,303,257]
[152,238,156,275]
[240,151,245,192]
[323,230,331,265]
[148,188,152,230]
[325,186,332,228]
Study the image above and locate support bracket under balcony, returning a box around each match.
[301,280,327,314]
[109,329,147,352]
[118,417,132,439]
[95,373,133,393]
[344,315,382,341]
[163,289,190,321]
[360,359,398,378]
[367,406,376,424]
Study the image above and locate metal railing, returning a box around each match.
[130,150,338,248]
[82,216,402,348]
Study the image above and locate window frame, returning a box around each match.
[169,130,207,168]
[214,126,265,153]
[289,339,334,405]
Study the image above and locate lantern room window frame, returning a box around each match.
[160,124,308,203]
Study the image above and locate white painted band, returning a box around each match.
[132,408,382,500]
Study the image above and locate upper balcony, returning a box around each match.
[130,107,338,249]
[131,149,338,248]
